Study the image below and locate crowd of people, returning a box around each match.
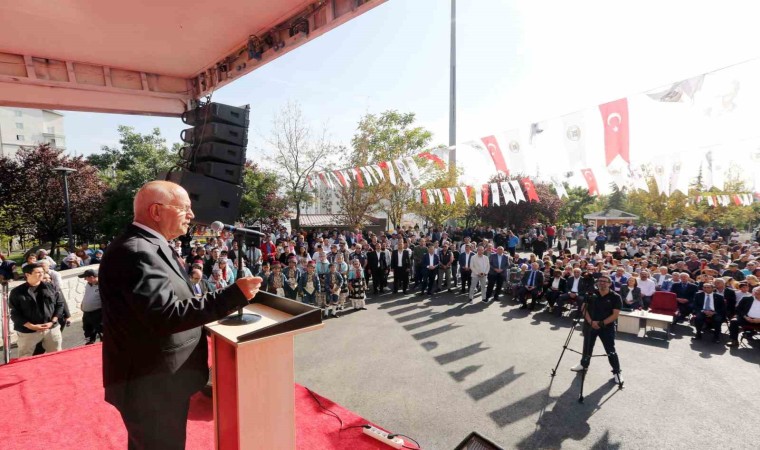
[3,221,760,358]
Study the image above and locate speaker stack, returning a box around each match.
[165,102,250,225]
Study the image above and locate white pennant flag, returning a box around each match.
[503,128,530,174]
[562,111,588,168]
[448,187,458,204]
[652,163,670,196]
[436,189,445,204]
[491,183,501,206]
[500,181,515,204]
[387,162,398,185]
[459,186,469,205]
[360,167,374,186]
[475,187,482,206]
[707,196,714,206]
[628,165,650,192]
[510,180,526,203]
[372,165,385,182]
[406,157,421,183]
[394,159,413,185]
[342,170,354,186]
[551,178,568,199]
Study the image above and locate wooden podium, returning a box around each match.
[205,293,323,450]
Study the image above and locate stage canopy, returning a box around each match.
[0,0,385,116]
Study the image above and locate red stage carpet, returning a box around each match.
[0,344,417,450]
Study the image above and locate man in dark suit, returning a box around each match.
[485,246,509,302]
[669,272,698,322]
[391,241,411,294]
[419,245,440,296]
[458,243,474,294]
[366,246,387,294]
[519,262,544,310]
[713,278,737,317]
[99,181,262,450]
[691,282,726,343]
[727,286,760,347]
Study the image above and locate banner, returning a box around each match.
[500,181,515,204]
[480,135,509,175]
[580,168,599,196]
[460,186,469,205]
[562,111,588,167]
[551,178,568,199]
[491,183,501,206]
[394,159,413,185]
[599,98,630,166]
[442,188,452,205]
[503,128,529,174]
[421,189,429,204]
[418,151,446,170]
[510,180,526,203]
[482,184,490,206]
[522,178,540,202]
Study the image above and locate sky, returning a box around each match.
[62,0,760,188]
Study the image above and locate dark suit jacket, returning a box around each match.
[458,252,475,270]
[390,250,411,270]
[563,276,593,297]
[421,253,440,275]
[488,253,509,278]
[716,288,737,315]
[521,270,544,291]
[547,276,567,292]
[735,296,757,318]
[99,224,248,411]
[670,281,698,302]
[692,292,726,317]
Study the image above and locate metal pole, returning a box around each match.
[62,173,75,253]
[448,0,457,174]
[2,281,10,364]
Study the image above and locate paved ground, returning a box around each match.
[294,287,760,449]
[4,279,759,449]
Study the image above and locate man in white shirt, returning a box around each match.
[468,246,490,304]
[637,270,657,309]
[727,285,760,347]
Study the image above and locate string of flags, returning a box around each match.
[307,153,432,190]
[688,193,755,207]
[414,178,540,207]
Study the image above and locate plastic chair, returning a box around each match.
[649,291,678,338]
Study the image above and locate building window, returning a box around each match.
[16,135,24,141]
[15,123,23,130]
[14,110,22,117]
[48,139,57,146]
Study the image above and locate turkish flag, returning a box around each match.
[334,170,347,187]
[521,178,540,202]
[418,151,446,170]
[306,175,314,189]
[733,195,742,206]
[599,98,630,166]
[482,184,490,206]
[442,188,452,205]
[481,135,510,175]
[421,189,429,204]
[580,168,599,196]
[354,168,365,188]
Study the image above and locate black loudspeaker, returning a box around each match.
[165,170,243,225]
[181,103,249,128]
[192,142,246,165]
[180,123,247,147]
[453,432,504,450]
[168,102,250,226]
[194,161,243,184]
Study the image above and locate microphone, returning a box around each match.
[210,221,264,237]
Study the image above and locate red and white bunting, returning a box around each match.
[442,188,452,205]
[394,159,413,185]
[406,157,421,183]
[475,186,483,206]
[510,180,526,203]
[500,182,515,204]
[522,178,540,202]
[491,183,501,206]
[459,186,469,205]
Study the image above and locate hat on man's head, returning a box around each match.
[78,269,98,278]
[64,254,78,262]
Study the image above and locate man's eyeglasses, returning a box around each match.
[154,203,193,214]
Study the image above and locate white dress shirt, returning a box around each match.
[703,293,714,311]
[748,299,760,319]
[470,254,490,275]
[638,278,656,296]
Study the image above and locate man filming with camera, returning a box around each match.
[570,274,623,385]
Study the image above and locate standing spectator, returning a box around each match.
[485,246,509,302]
[437,242,454,292]
[594,232,608,253]
[546,225,556,248]
[468,246,490,303]
[79,269,103,345]
[347,260,368,310]
[532,235,548,259]
[298,262,320,305]
[9,263,65,358]
[260,234,277,263]
[391,241,411,294]
[459,244,474,294]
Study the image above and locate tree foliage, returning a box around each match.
[239,162,288,229]
[408,170,466,227]
[88,126,182,238]
[351,110,435,227]
[2,144,106,251]
[267,101,334,228]
[557,185,597,225]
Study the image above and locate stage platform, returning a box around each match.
[0,344,414,450]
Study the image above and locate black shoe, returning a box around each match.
[85,339,96,345]
[692,333,702,340]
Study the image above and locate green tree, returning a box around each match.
[408,170,466,227]
[606,183,626,210]
[351,111,435,228]
[473,173,562,230]
[556,185,596,225]
[90,126,182,238]
[239,162,288,229]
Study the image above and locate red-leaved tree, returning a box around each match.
[471,173,562,231]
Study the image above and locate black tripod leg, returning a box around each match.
[551,322,576,377]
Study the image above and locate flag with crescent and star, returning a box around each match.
[480,135,510,175]
[521,178,540,202]
[580,168,599,196]
[599,98,630,166]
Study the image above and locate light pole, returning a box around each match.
[53,166,77,254]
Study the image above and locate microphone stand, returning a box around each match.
[1,280,10,364]
[219,232,262,326]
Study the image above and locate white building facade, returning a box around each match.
[0,107,65,158]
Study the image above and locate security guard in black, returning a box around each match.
[580,275,623,374]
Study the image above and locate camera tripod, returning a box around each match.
[549,293,623,403]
